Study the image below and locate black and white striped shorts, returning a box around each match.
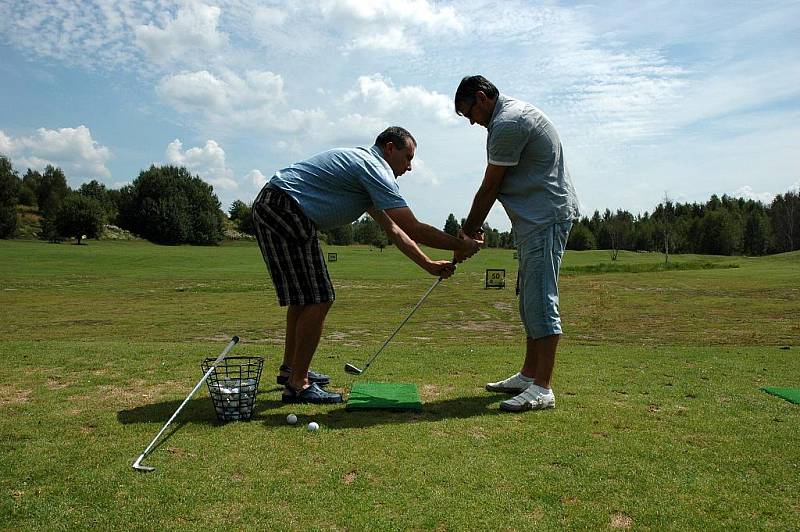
[252,186,335,306]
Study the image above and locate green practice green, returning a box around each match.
[762,386,800,405]
[346,381,423,411]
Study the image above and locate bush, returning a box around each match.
[117,165,225,245]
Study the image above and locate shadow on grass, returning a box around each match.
[118,387,506,431]
[259,393,506,430]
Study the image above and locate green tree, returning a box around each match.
[55,193,106,244]
[444,213,460,236]
[0,155,21,238]
[117,165,225,245]
[20,169,41,207]
[481,222,500,248]
[326,224,354,245]
[567,222,595,250]
[37,165,70,216]
[228,199,255,235]
[354,215,381,246]
[699,209,741,255]
[742,208,771,256]
[79,180,117,221]
[769,189,799,252]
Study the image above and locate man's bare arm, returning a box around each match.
[384,207,480,260]
[367,208,455,277]
[461,164,509,237]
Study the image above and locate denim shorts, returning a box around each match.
[517,221,572,339]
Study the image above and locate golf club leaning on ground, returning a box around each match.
[345,276,443,376]
[132,336,239,472]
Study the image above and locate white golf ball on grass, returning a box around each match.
[307,421,319,432]
[286,414,298,425]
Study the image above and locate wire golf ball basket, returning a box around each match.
[202,356,264,422]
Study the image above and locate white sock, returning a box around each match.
[517,372,534,382]
[530,384,553,395]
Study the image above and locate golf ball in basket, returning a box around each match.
[307,421,319,431]
[287,414,298,425]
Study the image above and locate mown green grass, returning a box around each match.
[0,240,798,529]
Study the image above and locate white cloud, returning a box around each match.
[344,74,458,126]
[399,157,440,187]
[318,0,462,30]
[134,1,227,64]
[156,69,325,133]
[246,169,267,189]
[0,126,112,179]
[317,0,463,53]
[157,70,232,112]
[730,186,777,205]
[165,139,237,190]
[0,131,14,155]
[252,6,287,27]
[0,0,157,69]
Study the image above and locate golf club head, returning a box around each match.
[344,363,363,375]
[132,454,155,472]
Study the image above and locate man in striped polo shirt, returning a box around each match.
[454,76,581,412]
[253,127,482,404]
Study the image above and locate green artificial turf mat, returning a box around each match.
[346,381,422,411]
[762,386,800,404]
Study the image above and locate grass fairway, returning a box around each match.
[1,240,798,529]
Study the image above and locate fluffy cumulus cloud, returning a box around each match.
[0,126,112,178]
[165,139,237,190]
[134,1,228,65]
[0,131,14,155]
[344,74,457,126]
[156,69,325,133]
[317,0,464,53]
[731,186,778,205]
[245,169,267,188]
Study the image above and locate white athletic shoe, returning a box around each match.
[500,384,555,412]
[485,372,534,393]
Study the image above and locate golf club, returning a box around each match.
[132,335,239,472]
[345,276,443,376]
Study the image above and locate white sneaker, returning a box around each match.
[500,384,555,412]
[485,372,534,393]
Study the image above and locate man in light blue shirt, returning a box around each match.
[253,127,481,403]
[454,76,580,412]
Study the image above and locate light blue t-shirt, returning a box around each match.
[266,145,408,230]
[487,94,581,242]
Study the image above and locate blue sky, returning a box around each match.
[1,0,798,231]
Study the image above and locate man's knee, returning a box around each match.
[307,301,333,317]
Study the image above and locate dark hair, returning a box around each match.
[454,75,499,113]
[375,126,416,150]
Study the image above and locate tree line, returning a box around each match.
[0,155,225,245]
[1,153,798,254]
[566,192,799,257]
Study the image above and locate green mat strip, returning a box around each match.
[762,387,800,405]
[346,381,422,411]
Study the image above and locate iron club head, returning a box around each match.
[344,363,363,375]
[132,454,155,472]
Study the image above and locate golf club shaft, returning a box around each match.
[360,276,442,373]
[134,336,239,464]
